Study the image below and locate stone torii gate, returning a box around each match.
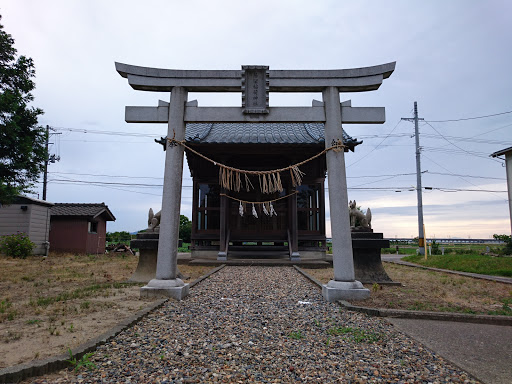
[116,62,395,302]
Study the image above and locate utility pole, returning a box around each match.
[42,125,60,201]
[402,102,425,255]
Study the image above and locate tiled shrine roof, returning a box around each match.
[185,123,362,150]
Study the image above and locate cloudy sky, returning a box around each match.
[2,0,511,238]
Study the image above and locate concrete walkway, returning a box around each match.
[388,318,512,384]
[381,253,512,383]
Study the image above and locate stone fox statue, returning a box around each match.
[148,208,161,231]
[349,200,372,230]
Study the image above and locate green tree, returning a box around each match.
[493,234,512,255]
[179,215,191,243]
[106,231,132,244]
[0,15,46,205]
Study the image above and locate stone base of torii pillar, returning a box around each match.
[322,280,370,301]
[140,279,189,300]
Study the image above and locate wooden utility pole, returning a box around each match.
[42,125,60,201]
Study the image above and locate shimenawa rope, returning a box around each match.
[168,138,345,194]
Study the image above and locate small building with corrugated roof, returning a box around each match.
[49,203,115,254]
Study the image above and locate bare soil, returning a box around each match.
[0,253,212,369]
[304,263,512,315]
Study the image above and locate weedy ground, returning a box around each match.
[304,263,512,316]
[0,252,212,368]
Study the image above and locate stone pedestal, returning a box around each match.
[352,232,399,285]
[129,232,159,283]
[140,278,189,300]
[322,280,370,301]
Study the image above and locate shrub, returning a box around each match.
[431,240,441,255]
[0,232,35,258]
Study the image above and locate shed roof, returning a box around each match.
[490,146,512,157]
[13,196,54,207]
[51,203,116,221]
[185,123,362,150]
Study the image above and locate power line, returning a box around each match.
[49,181,163,197]
[422,153,508,202]
[425,109,512,122]
[358,131,512,146]
[424,121,503,164]
[421,146,493,157]
[425,171,506,181]
[49,179,163,188]
[430,187,507,193]
[51,170,420,180]
[50,171,164,180]
[54,126,161,138]
[347,119,403,168]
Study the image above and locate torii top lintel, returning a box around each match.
[115,62,395,93]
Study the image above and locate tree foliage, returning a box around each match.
[179,215,191,243]
[493,234,512,255]
[106,231,132,244]
[0,15,46,205]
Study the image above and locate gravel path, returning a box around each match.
[30,266,479,383]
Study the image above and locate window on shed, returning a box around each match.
[88,221,98,233]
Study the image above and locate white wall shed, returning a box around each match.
[0,196,54,255]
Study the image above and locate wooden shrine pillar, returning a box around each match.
[218,191,228,260]
[289,188,299,260]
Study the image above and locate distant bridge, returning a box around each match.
[386,238,504,245]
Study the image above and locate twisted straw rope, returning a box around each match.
[167,138,345,176]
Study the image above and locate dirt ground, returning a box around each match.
[2,254,511,371]
[304,263,512,315]
[0,253,212,369]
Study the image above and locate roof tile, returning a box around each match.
[185,123,362,149]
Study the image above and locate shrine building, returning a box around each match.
[184,122,361,260]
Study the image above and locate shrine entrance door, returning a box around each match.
[228,189,288,243]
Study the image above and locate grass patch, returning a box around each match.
[288,330,304,340]
[304,263,512,316]
[382,247,418,255]
[66,349,97,372]
[0,299,11,313]
[178,242,191,253]
[402,254,512,277]
[35,282,140,307]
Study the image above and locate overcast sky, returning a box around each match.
[2,0,511,238]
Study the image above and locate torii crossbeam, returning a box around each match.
[116,62,396,301]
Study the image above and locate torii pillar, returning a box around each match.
[322,87,369,301]
[140,87,189,299]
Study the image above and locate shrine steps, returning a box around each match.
[188,258,331,267]
[228,245,289,259]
